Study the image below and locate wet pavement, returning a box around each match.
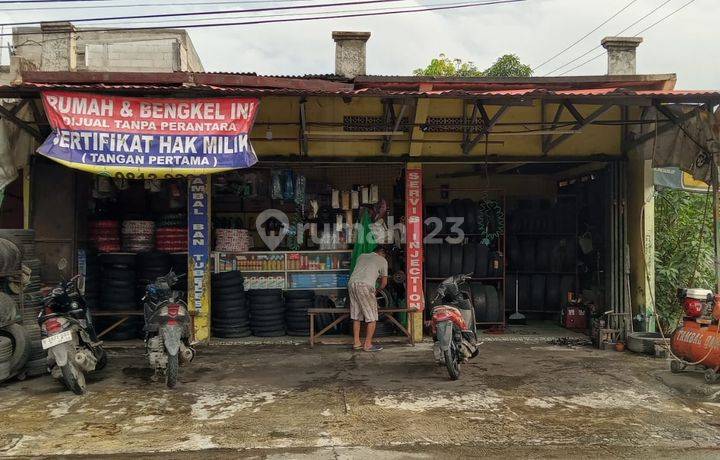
[1,336,720,458]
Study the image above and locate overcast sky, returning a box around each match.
[1,0,718,89]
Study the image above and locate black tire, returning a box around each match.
[483,285,500,323]
[439,243,452,277]
[627,332,665,355]
[213,299,247,310]
[253,329,286,337]
[247,288,283,297]
[286,329,310,337]
[99,253,136,267]
[506,274,518,311]
[166,353,178,388]
[102,279,135,289]
[475,244,489,278]
[462,243,476,275]
[102,269,135,281]
[518,275,532,308]
[444,348,460,380]
[545,275,561,308]
[472,284,487,321]
[426,243,440,278]
[213,328,252,338]
[212,287,245,298]
[24,357,48,377]
[250,300,284,310]
[450,244,463,275]
[284,290,314,301]
[520,238,536,271]
[0,323,31,377]
[531,275,546,308]
[284,299,313,309]
[61,364,87,395]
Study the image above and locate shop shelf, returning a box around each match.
[238,270,285,273]
[285,287,348,291]
[425,277,503,281]
[287,269,350,272]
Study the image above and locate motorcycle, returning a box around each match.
[38,274,106,394]
[143,270,194,388]
[430,273,479,380]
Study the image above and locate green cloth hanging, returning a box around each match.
[350,208,377,271]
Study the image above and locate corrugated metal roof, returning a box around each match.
[3,78,719,103]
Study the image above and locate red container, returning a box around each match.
[671,320,720,369]
[562,307,587,330]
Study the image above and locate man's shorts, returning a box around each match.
[348,282,379,322]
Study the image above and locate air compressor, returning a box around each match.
[670,288,720,383]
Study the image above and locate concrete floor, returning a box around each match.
[1,331,720,458]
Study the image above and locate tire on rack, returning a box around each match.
[471,283,487,322]
[98,253,136,267]
[545,275,561,309]
[474,244,489,278]
[439,243,452,278]
[483,285,500,323]
[253,329,286,337]
[450,244,464,276]
[425,243,440,279]
[461,243,476,275]
[530,275,546,310]
[284,290,314,301]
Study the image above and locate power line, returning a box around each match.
[0,0,318,11]
[0,0,119,3]
[0,0,415,26]
[558,0,697,76]
[544,0,674,76]
[532,0,639,72]
[0,0,526,36]
[90,0,480,26]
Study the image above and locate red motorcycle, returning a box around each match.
[430,273,479,380]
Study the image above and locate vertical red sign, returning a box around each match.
[405,163,424,311]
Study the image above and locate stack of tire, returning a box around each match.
[0,293,30,383]
[121,220,155,253]
[83,252,100,309]
[215,228,252,252]
[89,220,121,253]
[284,290,314,336]
[0,230,46,378]
[248,289,285,337]
[211,271,249,338]
[96,253,141,340]
[156,214,187,253]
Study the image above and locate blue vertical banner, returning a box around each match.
[188,175,211,339]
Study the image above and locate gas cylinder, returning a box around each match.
[671,320,720,369]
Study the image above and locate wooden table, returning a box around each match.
[307,308,415,347]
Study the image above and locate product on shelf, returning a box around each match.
[121,220,155,253]
[244,275,285,290]
[215,228,252,252]
[89,220,121,253]
[156,227,187,253]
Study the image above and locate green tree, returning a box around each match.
[655,188,714,332]
[413,53,532,78]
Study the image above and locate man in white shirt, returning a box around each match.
[348,246,388,352]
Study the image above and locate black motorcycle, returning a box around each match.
[143,270,194,388]
[38,275,106,394]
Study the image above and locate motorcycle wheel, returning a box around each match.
[166,353,179,388]
[61,364,87,395]
[444,348,460,381]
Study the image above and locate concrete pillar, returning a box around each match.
[601,37,642,76]
[40,22,77,71]
[332,31,370,79]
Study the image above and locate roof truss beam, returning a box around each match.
[0,100,44,142]
[626,102,708,151]
[543,102,613,155]
[462,100,509,155]
[381,98,409,154]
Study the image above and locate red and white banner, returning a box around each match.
[405,163,424,311]
[38,91,259,177]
